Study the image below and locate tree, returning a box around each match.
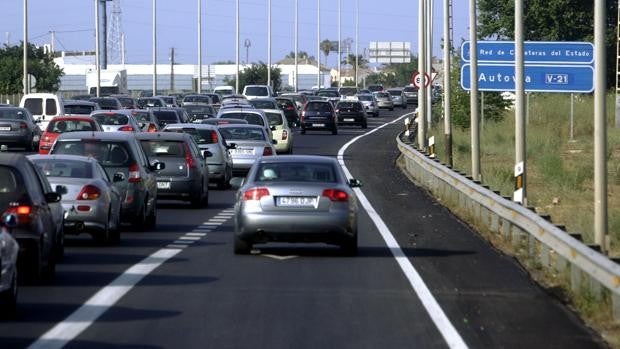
[0,42,64,94]
[320,39,333,67]
[478,0,618,88]
[225,62,282,92]
[285,51,313,60]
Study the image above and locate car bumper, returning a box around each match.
[62,201,108,233]
[0,133,31,145]
[301,120,336,131]
[208,163,226,180]
[155,177,199,200]
[376,101,393,108]
[337,115,365,126]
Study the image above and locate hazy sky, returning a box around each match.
[1,0,470,66]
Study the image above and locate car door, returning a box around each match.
[22,162,57,259]
[96,162,121,222]
[188,138,209,186]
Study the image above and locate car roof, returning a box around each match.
[91,109,134,115]
[219,108,265,115]
[134,132,192,141]
[0,152,28,166]
[163,123,218,130]
[27,154,98,164]
[49,115,95,121]
[56,131,135,141]
[257,155,338,165]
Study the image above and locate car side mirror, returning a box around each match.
[229,177,244,189]
[272,139,278,145]
[348,179,362,188]
[226,142,237,150]
[202,150,213,158]
[2,213,18,229]
[45,192,62,203]
[55,185,68,196]
[113,172,125,182]
[270,125,276,131]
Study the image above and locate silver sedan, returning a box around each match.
[28,154,123,244]
[233,155,361,255]
[218,124,277,176]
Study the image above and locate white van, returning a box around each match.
[242,85,275,100]
[19,93,65,131]
[213,86,235,97]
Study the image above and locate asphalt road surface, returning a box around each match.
[0,108,606,349]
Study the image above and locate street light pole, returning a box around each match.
[355,0,359,88]
[594,0,608,252]
[95,0,100,97]
[267,0,271,88]
[23,0,28,95]
[295,0,299,92]
[469,0,480,181]
[236,0,240,94]
[152,0,157,94]
[317,0,321,89]
[197,0,202,93]
[337,0,341,88]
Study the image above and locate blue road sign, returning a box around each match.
[461,41,594,65]
[460,64,594,93]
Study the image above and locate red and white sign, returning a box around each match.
[412,72,432,88]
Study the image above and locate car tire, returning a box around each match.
[361,121,367,129]
[234,236,252,254]
[332,128,338,135]
[132,202,148,231]
[300,128,306,135]
[145,200,157,230]
[191,183,208,208]
[54,228,64,262]
[0,270,17,319]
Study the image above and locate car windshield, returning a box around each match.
[31,159,93,178]
[255,162,337,182]
[52,141,132,167]
[140,140,186,157]
[47,119,96,133]
[221,113,265,126]
[357,95,373,101]
[0,109,26,119]
[183,95,211,104]
[219,127,266,141]
[92,113,129,125]
[165,128,217,145]
[317,90,339,97]
[245,86,268,96]
[339,88,358,96]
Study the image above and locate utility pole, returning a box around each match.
[267,0,271,88]
[317,0,321,89]
[337,0,341,88]
[235,0,239,94]
[295,0,299,92]
[23,0,28,95]
[244,39,251,64]
[95,0,101,97]
[355,0,359,87]
[152,0,158,95]
[469,0,480,181]
[417,0,427,150]
[170,47,175,92]
[443,0,452,167]
[514,0,526,205]
[197,0,202,93]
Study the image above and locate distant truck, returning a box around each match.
[86,69,128,96]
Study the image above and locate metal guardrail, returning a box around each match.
[396,131,620,319]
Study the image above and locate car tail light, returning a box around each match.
[118,125,134,132]
[243,187,270,201]
[19,122,28,129]
[77,205,91,212]
[128,163,141,183]
[286,105,295,111]
[281,130,288,140]
[4,204,32,226]
[262,147,274,156]
[300,110,305,121]
[77,185,101,200]
[210,130,219,143]
[322,189,349,202]
[184,143,196,169]
[147,124,158,132]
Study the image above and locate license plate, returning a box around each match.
[157,181,170,189]
[312,123,325,127]
[344,118,354,122]
[0,126,10,131]
[277,196,317,207]
[231,148,254,155]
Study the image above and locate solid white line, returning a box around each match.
[28,248,182,349]
[336,114,468,349]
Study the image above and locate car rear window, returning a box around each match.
[65,104,95,115]
[92,99,119,109]
[305,102,332,112]
[221,113,265,126]
[403,86,417,92]
[165,128,217,145]
[219,127,266,141]
[183,95,211,104]
[375,92,389,98]
[250,100,276,109]
[357,95,372,101]
[255,163,337,182]
[131,111,152,123]
[0,109,26,119]
[92,113,129,125]
[152,111,180,123]
[265,112,284,126]
[245,86,268,96]
[317,91,339,97]
[140,140,186,157]
[31,159,93,178]
[336,102,362,110]
[388,90,402,96]
[0,166,24,209]
[47,119,96,133]
[52,141,133,167]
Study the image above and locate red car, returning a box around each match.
[38,116,102,154]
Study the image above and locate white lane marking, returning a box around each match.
[166,244,189,249]
[193,229,213,232]
[209,219,227,222]
[261,254,299,261]
[201,222,223,226]
[28,248,182,349]
[337,114,468,349]
[186,232,208,237]
[180,236,201,241]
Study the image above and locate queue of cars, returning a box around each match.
[0,85,390,317]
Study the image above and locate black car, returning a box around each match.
[64,100,101,115]
[151,108,184,128]
[335,101,368,129]
[403,86,418,105]
[136,132,209,207]
[0,153,64,281]
[0,107,42,151]
[89,97,123,111]
[300,101,338,135]
[275,97,299,127]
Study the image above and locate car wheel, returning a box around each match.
[0,270,17,319]
[25,139,34,152]
[191,183,208,208]
[332,128,338,135]
[300,128,306,135]
[234,236,252,255]
[132,202,148,231]
[361,121,367,129]
[54,227,65,262]
[340,235,358,256]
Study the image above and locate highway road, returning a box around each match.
[0,109,606,349]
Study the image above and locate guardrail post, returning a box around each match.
[613,293,620,321]
[540,244,550,267]
[571,264,584,293]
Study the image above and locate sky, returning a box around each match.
[1,0,470,67]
